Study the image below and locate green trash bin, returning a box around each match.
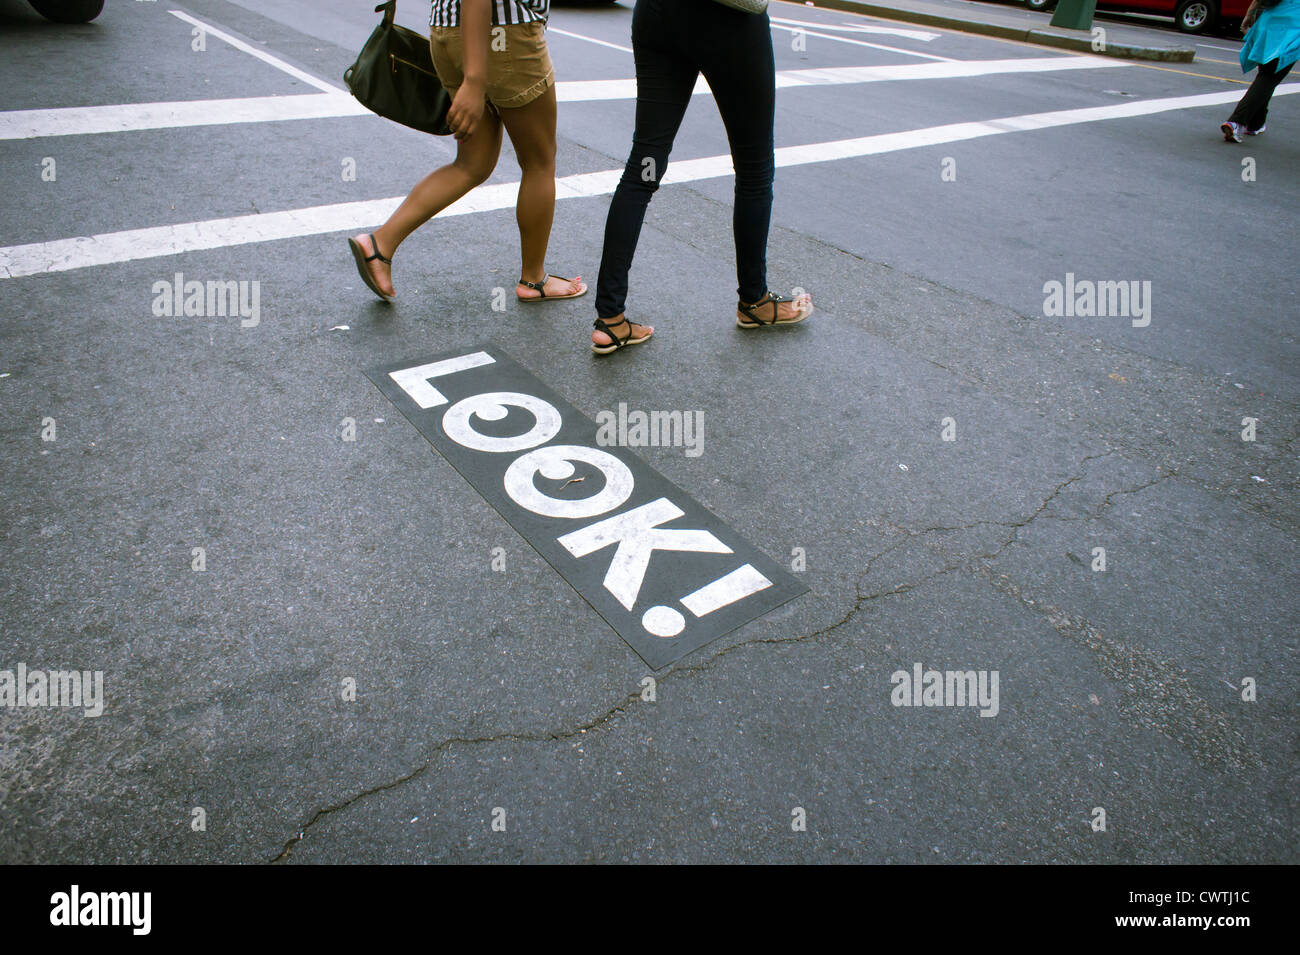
[1050,0,1097,30]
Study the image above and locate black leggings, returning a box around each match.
[1228,58,1294,131]
[595,0,776,319]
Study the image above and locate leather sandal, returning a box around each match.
[517,273,588,302]
[591,317,652,355]
[347,233,393,302]
[736,291,813,328]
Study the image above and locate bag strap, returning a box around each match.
[375,0,395,28]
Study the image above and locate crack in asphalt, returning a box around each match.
[969,562,1258,774]
[268,558,963,863]
[904,450,1117,538]
[267,453,1107,861]
[267,452,1241,862]
[269,697,642,863]
[946,462,1259,775]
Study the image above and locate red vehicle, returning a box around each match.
[1025,0,1251,34]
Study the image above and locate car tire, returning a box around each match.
[28,0,105,23]
[1025,0,1057,10]
[1174,0,1217,33]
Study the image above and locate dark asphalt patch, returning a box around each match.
[366,346,807,669]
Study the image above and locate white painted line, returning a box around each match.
[0,93,367,141]
[5,57,1125,135]
[681,565,772,617]
[2,197,398,279]
[771,56,1124,88]
[550,16,948,60]
[763,85,1299,168]
[840,19,940,41]
[557,55,1124,101]
[1197,44,1242,53]
[555,78,645,102]
[546,26,634,54]
[5,85,1294,279]
[769,15,941,42]
[769,23,955,62]
[168,9,342,94]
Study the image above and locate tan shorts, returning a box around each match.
[430,21,555,110]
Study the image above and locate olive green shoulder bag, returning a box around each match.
[344,1,453,136]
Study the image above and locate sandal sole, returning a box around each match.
[591,332,652,355]
[518,285,588,303]
[348,238,394,302]
[736,303,814,328]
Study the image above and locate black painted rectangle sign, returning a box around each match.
[365,347,807,669]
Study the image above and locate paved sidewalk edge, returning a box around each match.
[804,0,1198,62]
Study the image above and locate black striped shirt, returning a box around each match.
[429,0,549,27]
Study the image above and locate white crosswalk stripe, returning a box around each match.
[0,8,1280,279]
[5,85,1295,280]
[0,94,369,140]
[1,58,1126,139]
[768,16,942,42]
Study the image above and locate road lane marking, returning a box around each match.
[769,16,942,41]
[557,56,1127,101]
[1198,44,1243,52]
[367,348,806,669]
[3,57,1126,136]
[549,13,950,60]
[768,22,955,61]
[768,56,1124,87]
[1134,63,1250,85]
[0,93,368,140]
[1,9,356,140]
[546,26,634,54]
[5,84,1294,278]
[167,9,342,94]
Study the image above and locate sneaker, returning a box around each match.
[1246,124,1266,136]
[1221,121,1245,143]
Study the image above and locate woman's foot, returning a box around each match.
[1221,121,1245,143]
[737,290,813,328]
[591,315,653,355]
[517,273,586,301]
[348,232,395,300]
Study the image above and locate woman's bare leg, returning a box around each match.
[351,109,503,297]
[497,87,582,299]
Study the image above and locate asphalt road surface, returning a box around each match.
[1,0,1296,863]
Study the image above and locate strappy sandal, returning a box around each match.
[736,291,813,329]
[347,233,393,302]
[591,317,653,355]
[517,273,588,303]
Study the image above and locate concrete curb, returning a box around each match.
[803,0,1198,62]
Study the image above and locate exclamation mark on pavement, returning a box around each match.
[641,565,774,639]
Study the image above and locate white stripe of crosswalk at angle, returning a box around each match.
[546,26,634,54]
[0,56,1128,137]
[770,56,1124,88]
[6,84,1294,280]
[167,9,343,94]
[0,94,369,140]
[768,23,955,62]
[557,56,1127,101]
[768,16,941,42]
[2,7,356,141]
[549,19,949,61]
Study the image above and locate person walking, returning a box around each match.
[1222,0,1300,142]
[349,0,586,304]
[590,0,812,355]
